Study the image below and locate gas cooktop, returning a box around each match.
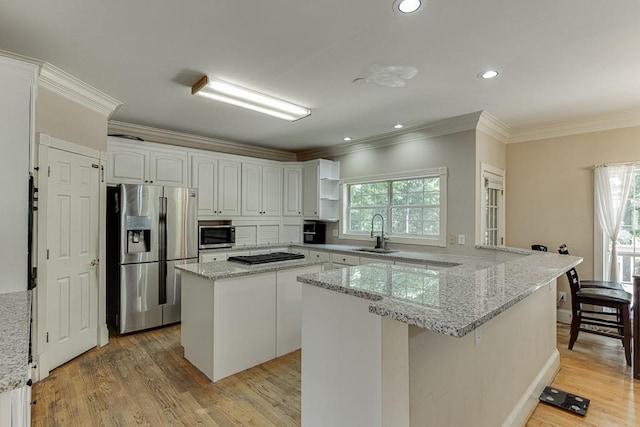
[227,252,305,265]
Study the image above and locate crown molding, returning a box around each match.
[508,109,640,143]
[477,111,511,143]
[296,111,483,161]
[108,121,297,162]
[39,63,122,118]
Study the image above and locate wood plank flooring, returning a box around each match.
[32,323,638,426]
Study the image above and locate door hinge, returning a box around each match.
[47,166,51,177]
[46,249,49,260]
[46,332,49,343]
[501,237,504,245]
[101,165,105,183]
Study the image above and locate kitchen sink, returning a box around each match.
[354,247,398,254]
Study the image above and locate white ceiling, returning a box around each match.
[2,0,640,152]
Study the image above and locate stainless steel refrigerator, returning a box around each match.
[107,184,198,334]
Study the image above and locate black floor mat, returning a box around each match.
[538,386,590,416]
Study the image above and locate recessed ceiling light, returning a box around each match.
[343,137,352,141]
[394,0,422,14]
[479,70,499,79]
[394,124,404,129]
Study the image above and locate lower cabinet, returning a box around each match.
[276,266,320,357]
[0,384,30,427]
[199,252,228,263]
[213,273,277,382]
[181,264,321,382]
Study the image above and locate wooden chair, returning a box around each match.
[558,244,624,291]
[558,245,632,365]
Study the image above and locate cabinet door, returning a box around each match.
[218,159,241,216]
[107,147,148,184]
[262,165,282,216]
[241,162,262,216]
[191,155,218,217]
[213,273,277,381]
[149,150,187,186]
[283,167,302,216]
[303,164,319,217]
[276,266,321,357]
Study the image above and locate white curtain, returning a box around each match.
[594,164,634,281]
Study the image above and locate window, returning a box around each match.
[341,168,447,246]
[608,166,640,285]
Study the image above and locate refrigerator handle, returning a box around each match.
[159,196,168,305]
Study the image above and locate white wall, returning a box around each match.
[324,130,478,255]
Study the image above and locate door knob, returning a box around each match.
[90,259,100,266]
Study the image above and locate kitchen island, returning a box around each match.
[297,249,581,427]
[0,291,31,426]
[176,257,322,382]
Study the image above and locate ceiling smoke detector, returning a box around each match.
[365,64,418,88]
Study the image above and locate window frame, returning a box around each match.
[340,167,447,247]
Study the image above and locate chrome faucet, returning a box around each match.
[370,214,388,249]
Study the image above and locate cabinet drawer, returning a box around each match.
[200,252,228,263]
[308,250,331,263]
[331,253,359,266]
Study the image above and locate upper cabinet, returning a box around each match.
[283,166,302,217]
[242,162,282,217]
[190,154,241,218]
[303,159,340,221]
[107,138,187,186]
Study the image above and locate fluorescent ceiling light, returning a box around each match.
[343,137,352,141]
[191,76,311,121]
[394,124,404,129]
[394,0,422,14]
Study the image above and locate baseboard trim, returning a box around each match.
[557,309,572,324]
[501,349,560,427]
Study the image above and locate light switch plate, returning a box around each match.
[332,229,338,237]
[458,234,465,245]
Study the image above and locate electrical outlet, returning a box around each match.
[332,229,338,237]
[474,326,482,345]
[458,234,465,245]
[559,292,566,303]
[449,234,456,245]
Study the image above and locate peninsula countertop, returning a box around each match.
[176,257,324,281]
[0,290,31,393]
[297,249,581,337]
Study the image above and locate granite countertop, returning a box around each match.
[0,291,31,393]
[176,258,324,281]
[297,250,581,338]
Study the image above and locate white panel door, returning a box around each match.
[149,150,187,186]
[217,159,241,216]
[107,147,148,184]
[303,164,319,217]
[241,162,262,216]
[191,155,218,217]
[283,167,302,216]
[45,148,99,371]
[262,165,282,216]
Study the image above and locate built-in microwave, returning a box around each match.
[303,221,326,244]
[199,224,235,249]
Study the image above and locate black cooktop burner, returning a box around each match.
[227,252,305,265]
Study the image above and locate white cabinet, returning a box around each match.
[303,159,340,221]
[0,57,35,294]
[276,265,321,357]
[360,257,394,265]
[302,163,319,217]
[283,166,302,216]
[107,138,188,186]
[282,224,302,244]
[242,162,282,217]
[0,384,30,427]
[190,154,241,218]
[330,253,360,269]
[258,225,280,245]
[199,252,228,263]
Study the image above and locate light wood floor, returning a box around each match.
[32,323,638,426]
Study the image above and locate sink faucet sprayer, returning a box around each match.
[370,214,389,249]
